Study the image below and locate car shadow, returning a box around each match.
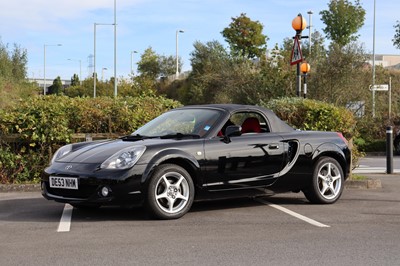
[0,194,314,223]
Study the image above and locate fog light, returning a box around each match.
[101,186,110,197]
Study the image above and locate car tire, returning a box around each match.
[146,164,194,219]
[303,157,344,204]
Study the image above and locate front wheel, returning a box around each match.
[146,164,194,219]
[303,157,344,204]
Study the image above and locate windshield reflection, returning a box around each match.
[133,109,222,138]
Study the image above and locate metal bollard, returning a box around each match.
[386,126,393,174]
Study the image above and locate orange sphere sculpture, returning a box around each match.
[300,62,311,74]
[292,14,307,32]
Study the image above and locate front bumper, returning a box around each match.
[41,162,146,206]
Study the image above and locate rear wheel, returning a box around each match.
[146,164,194,219]
[303,157,344,204]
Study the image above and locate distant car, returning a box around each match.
[42,104,351,219]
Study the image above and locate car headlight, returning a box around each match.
[100,146,146,170]
[51,144,72,164]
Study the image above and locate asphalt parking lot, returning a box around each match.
[1,174,400,266]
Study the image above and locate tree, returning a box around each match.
[136,47,182,79]
[185,40,232,104]
[308,42,369,106]
[70,74,80,86]
[302,30,327,62]
[393,21,400,50]
[221,13,268,59]
[0,40,27,81]
[137,47,161,79]
[320,0,366,47]
[48,76,63,95]
[11,44,27,80]
[159,55,180,77]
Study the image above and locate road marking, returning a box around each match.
[256,198,330,228]
[57,204,73,232]
[353,166,400,174]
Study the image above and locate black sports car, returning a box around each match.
[42,104,351,219]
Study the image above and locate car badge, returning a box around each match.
[65,165,73,170]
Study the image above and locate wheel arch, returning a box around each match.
[312,144,350,179]
[141,149,201,187]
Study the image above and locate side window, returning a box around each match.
[231,112,270,134]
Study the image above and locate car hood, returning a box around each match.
[56,138,198,164]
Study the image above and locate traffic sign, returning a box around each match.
[290,37,303,65]
[370,84,389,91]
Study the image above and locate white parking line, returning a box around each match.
[353,166,400,174]
[57,204,73,232]
[256,198,330,228]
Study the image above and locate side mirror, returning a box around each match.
[223,125,242,143]
[225,125,242,137]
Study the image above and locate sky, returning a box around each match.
[0,0,399,81]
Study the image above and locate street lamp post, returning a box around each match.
[94,22,113,98]
[43,44,62,95]
[307,11,313,56]
[292,14,307,97]
[114,0,117,97]
[176,29,184,78]
[372,0,376,117]
[102,67,108,81]
[68,58,82,85]
[131,50,138,75]
[301,62,311,98]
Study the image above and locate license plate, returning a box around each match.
[49,176,78,190]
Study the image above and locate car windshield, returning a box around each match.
[133,108,223,138]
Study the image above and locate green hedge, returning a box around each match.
[0,96,361,183]
[264,97,356,139]
[0,95,180,183]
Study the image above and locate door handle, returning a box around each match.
[268,144,279,150]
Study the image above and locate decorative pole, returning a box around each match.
[291,14,307,97]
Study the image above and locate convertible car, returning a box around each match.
[42,104,351,219]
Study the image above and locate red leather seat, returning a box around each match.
[241,117,261,133]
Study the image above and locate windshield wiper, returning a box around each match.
[159,133,201,139]
[120,134,154,141]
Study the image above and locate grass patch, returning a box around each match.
[349,174,368,181]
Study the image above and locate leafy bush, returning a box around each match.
[0,95,180,183]
[263,97,357,139]
[355,114,400,152]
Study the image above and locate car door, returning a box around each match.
[203,112,286,191]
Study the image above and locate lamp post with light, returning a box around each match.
[300,62,310,98]
[307,11,313,56]
[93,22,113,98]
[43,44,62,95]
[176,29,184,78]
[113,0,117,97]
[102,67,108,81]
[291,14,307,97]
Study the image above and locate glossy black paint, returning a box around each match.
[42,104,351,207]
